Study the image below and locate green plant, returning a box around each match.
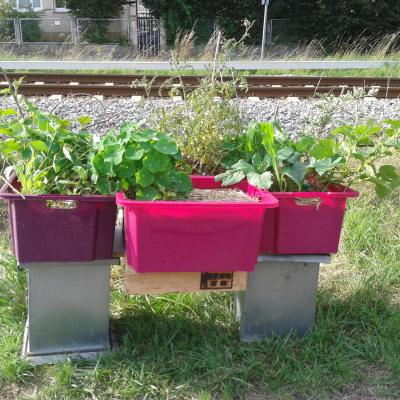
[216,121,400,198]
[149,23,252,175]
[0,89,97,195]
[153,79,244,175]
[90,123,192,200]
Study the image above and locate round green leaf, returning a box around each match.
[154,138,178,155]
[116,161,136,178]
[136,186,162,200]
[143,151,170,173]
[103,144,124,165]
[125,145,145,161]
[135,167,154,188]
[92,154,112,174]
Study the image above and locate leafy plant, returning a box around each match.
[216,121,400,198]
[90,123,193,200]
[153,79,244,175]
[150,22,252,175]
[0,95,96,195]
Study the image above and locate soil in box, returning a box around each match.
[117,176,278,273]
[260,187,359,255]
[0,183,117,263]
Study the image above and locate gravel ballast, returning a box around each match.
[0,95,399,136]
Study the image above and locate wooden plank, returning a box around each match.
[125,267,247,295]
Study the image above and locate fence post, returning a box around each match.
[267,19,272,45]
[70,18,78,45]
[14,18,22,45]
[130,17,138,48]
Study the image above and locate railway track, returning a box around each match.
[1,73,400,98]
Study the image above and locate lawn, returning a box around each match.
[0,175,399,399]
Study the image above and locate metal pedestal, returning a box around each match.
[20,259,118,365]
[236,255,331,341]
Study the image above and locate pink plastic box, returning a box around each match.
[260,187,359,255]
[117,176,278,273]
[0,181,117,263]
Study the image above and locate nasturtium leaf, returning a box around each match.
[103,144,124,165]
[115,161,136,178]
[132,130,153,143]
[172,172,192,193]
[96,176,112,195]
[247,171,273,189]
[136,186,162,201]
[143,151,170,173]
[154,138,178,155]
[29,140,48,153]
[135,167,154,187]
[125,145,144,161]
[92,154,112,174]
[77,116,92,126]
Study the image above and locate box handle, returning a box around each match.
[295,197,322,210]
[46,200,78,210]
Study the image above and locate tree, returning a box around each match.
[141,0,264,45]
[141,0,400,49]
[65,0,123,18]
[270,0,400,48]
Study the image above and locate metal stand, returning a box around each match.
[236,255,331,341]
[20,259,119,365]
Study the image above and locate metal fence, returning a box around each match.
[269,19,298,45]
[20,18,74,43]
[0,17,162,52]
[137,18,160,55]
[0,18,16,43]
[77,18,130,45]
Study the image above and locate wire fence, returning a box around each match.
[0,17,162,54]
[0,18,16,43]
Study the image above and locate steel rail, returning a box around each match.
[1,60,400,71]
[1,73,400,98]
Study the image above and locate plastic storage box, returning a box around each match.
[260,187,359,255]
[117,176,278,273]
[0,182,117,263]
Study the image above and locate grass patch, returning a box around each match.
[0,189,399,399]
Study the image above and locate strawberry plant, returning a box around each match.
[216,121,400,198]
[0,99,96,195]
[91,123,193,200]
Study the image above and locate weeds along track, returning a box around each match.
[1,73,400,98]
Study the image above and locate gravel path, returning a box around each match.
[1,95,399,136]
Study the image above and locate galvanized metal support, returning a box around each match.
[236,255,331,341]
[20,259,119,365]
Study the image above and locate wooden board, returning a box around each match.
[125,267,247,295]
